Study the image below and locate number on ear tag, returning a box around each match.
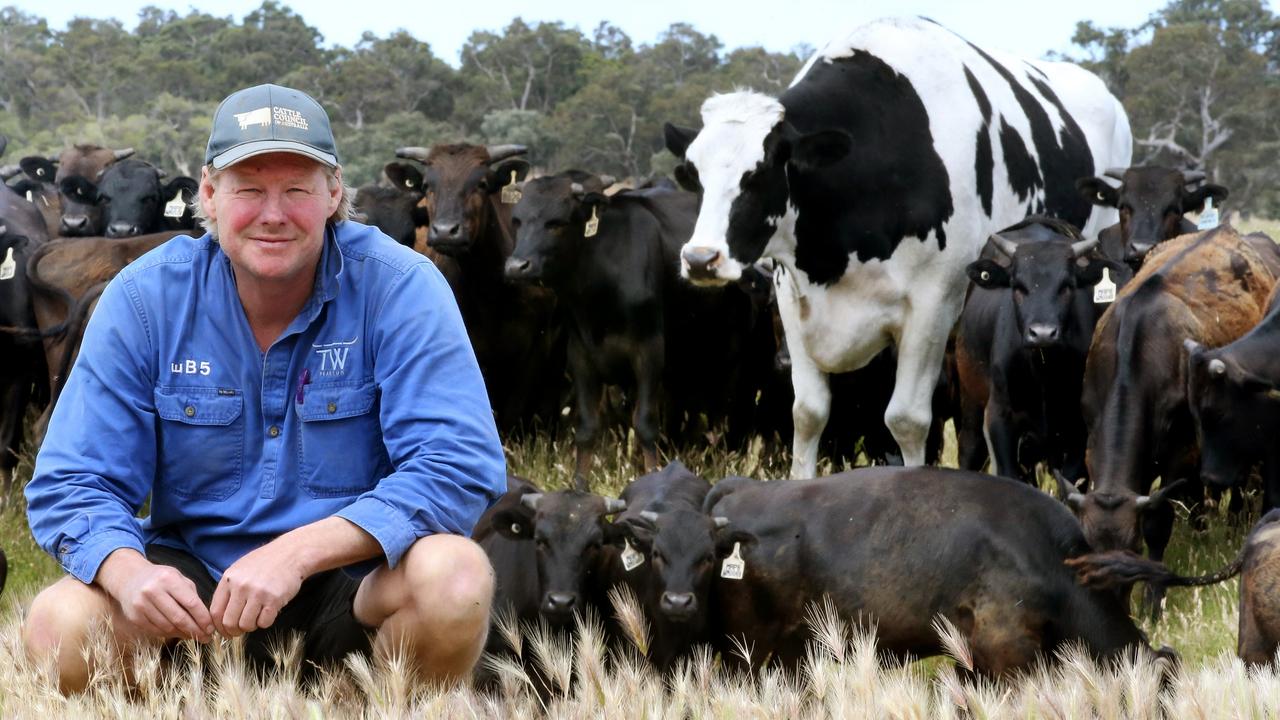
[1093,268,1116,304]
[163,189,186,219]
[720,542,745,580]
[621,540,645,572]
[584,206,600,238]
[500,170,522,204]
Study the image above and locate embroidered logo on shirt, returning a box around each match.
[313,337,358,377]
[171,359,212,376]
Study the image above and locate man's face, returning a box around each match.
[199,152,341,290]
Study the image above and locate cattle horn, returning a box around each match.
[485,144,528,164]
[989,233,1018,257]
[395,146,431,163]
[604,498,627,514]
[570,182,585,197]
[1052,470,1086,510]
[1208,358,1227,377]
[1182,170,1206,185]
[713,516,730,529]
[639,510,659,522]
[1135,478,1188,511]
[1070,238,1099,258]
[1104,167,1127,181]
[599,175,616,188]
[113,147,135,161]
[0,164,19,181]
[520,493,543,510]
[1183,338,1202,355]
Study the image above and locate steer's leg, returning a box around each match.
[568,343,604,491]
[885,307,954,467]
[630,335,664,473]
[788,344,830,480]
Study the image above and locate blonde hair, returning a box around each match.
[192,163,355,236]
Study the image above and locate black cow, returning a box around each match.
[505,173,761,489]
[57,159,197,237]
[9,156,62,239]
[1184,283,1280,512]
[610,460,715,671]
[955,217,1128,481]
[1076,167,1228,266]
[1069,508,1280,666]
[353,161,427,248]
[394,143,567,435]
[1067,226,1280,613]
[52,144,135,236]
[703,467,1169,677]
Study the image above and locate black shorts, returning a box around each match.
[146,544,374,673]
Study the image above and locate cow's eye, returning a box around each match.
[477,179,489,191]
[534,537,548,549]
[510,217,522,230]
[545,219,568,230]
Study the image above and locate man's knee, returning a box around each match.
[23,577,113,692]
[401,535,494,623]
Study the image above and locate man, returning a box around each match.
[22,84,506,693]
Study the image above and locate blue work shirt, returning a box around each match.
[27,221,506,583]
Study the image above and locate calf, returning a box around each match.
[1184,276,1280,511]
[1067,226,1280,612]
[955,216,1127,480]
[57,159,198,237]
[52,144,135,236]
[1076,167,1228,266]
[703,467,1167,677]
[1069,508,1280,666]
[611,461,715,671]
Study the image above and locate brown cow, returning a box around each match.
[394,143,566,433]
[1063,225,1280,614]
[1069,507,1280,666]
[52,144,135,236]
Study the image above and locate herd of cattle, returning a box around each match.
[3,17,1280,681]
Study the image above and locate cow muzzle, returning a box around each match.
[681,245,738,285]
[61,215,89,234]
[504,256,541,283]
[659,591,698,620]
[106,221,142,238]
[541,591,578,618]
[428,221,470,254]
[1126,241,1155,264]
[1024,323,1061,348]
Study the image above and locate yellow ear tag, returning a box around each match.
[500,170,521,204]
[584,206,600,238]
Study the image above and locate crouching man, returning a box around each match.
[22,83,506,693]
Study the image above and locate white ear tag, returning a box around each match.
[621,540,644,572]
[584,206,599,238]
[1093,268,1116,304]
[164,189,186,219]
[720,542,745,580]
[1198,197,1219,230]
[500,170,521,204]
[0,248,15,281]
[24,190,33,203]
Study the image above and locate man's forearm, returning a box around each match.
[275,515,385,578]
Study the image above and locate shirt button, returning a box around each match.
[58,544,70,555]
[184,405,196,417]
[327,402,337,414]
[268,425,281,438]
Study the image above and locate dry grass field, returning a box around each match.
[3,217,1280,717]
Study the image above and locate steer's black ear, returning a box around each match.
[664,122,699,159]
[19,156,56,182]
[489,158,531,195]
[1076,257,1126,287]
[790,130,853,171]
[672,163,701,193]
[714,527,758,555]
[383,162,424,193]
[612,515,657,550]
[59,176,102,205]
[162,176,199,201]
[492,506,536,540]
[1076,177,1119,208]
[1183,183,1229,213]
[966,259,1010,289]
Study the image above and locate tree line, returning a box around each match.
[1,0,1278,215]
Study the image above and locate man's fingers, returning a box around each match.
[218,583,248,637]
[237,596,264,633]
[138,602,176,637]
[209,579,231,635]
[174,581,214,636]
[256,604,279,631]
[153,592,205,639]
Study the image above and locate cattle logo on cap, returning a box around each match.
[234,107,272,130]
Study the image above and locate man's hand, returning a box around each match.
[96,548,214,642]
[209,539,306,637]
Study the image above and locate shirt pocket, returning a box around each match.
[154,385,244,501]
[296,380,386,498]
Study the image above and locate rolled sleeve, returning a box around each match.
[26,276,156,584]
[349,260,506,568]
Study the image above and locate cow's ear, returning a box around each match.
[672,163,701,193]
[59,176,102,205]
[383,162,424,193]
[1076,257,1125,287]
[714,527,758,555]
[790,130,852,171]
[612,515,656,550]
[162,176,198,201]
[1183,183,1229,213]
[1076,177,1118,208]
[966,258,1010,289]
[492,507,535,540]
[489,159,531,195]
[19,156,56,182]
[664,122,699,159]
[10,179,38,198]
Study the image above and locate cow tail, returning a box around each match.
[23,239,78,339]
[48,281,107,408]
[1066,549,1244,592]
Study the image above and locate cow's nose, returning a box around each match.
[1026,324,1060,346]
[682,246,721,279]
[774,348,791,374]
[544,592,577,613]
[504,256,534,280]
[660,592,696,615]
[106,222,137,238]
[431,222,460,239]
[1127,241,1154,260]
[62,215,87,231]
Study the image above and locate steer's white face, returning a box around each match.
[681,92,789,285]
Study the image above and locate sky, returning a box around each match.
[10,0,1175,65]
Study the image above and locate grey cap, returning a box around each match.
[205,84,339,169]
